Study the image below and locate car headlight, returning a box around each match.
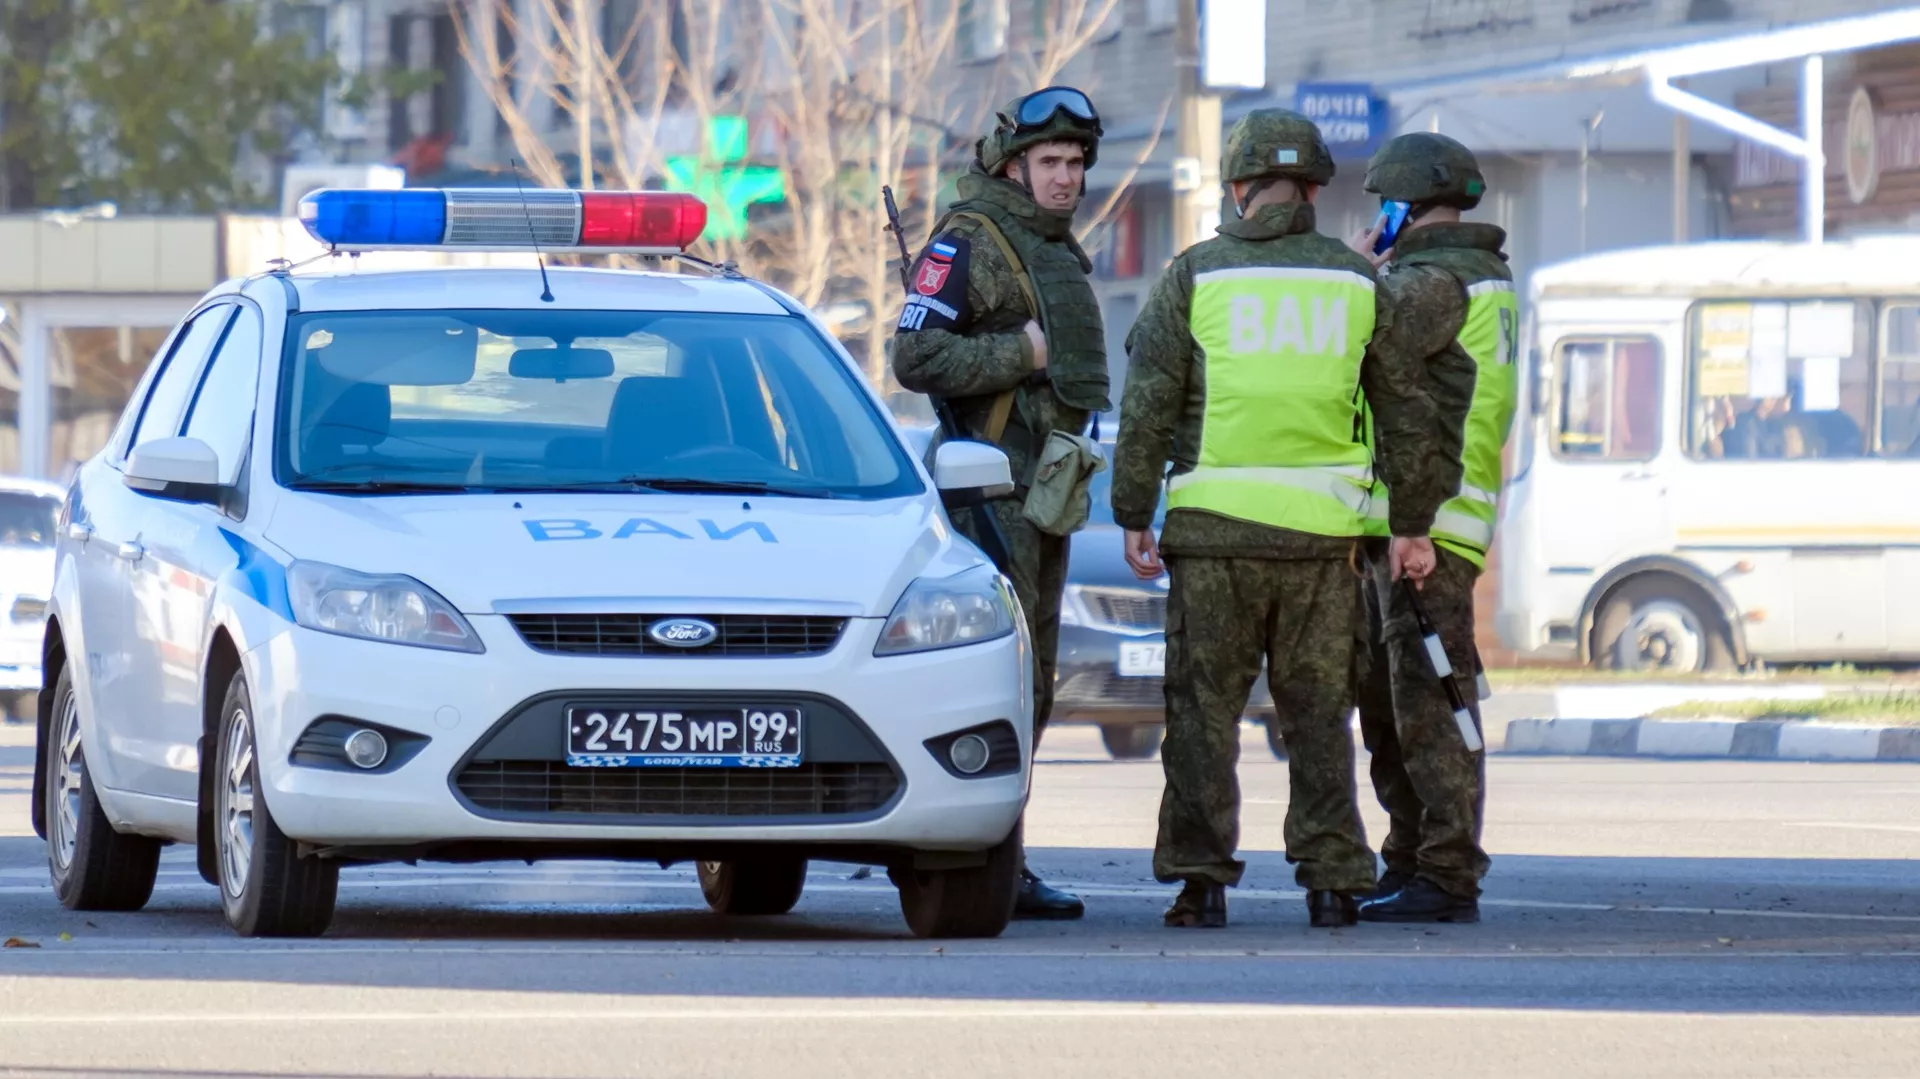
[874,564,1017,656]
[287,561,484,653]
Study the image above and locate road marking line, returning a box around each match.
[1784,822,1920,835]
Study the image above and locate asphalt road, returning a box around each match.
[0,723,1917,1078]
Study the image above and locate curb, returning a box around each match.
[1503,717,1920,762]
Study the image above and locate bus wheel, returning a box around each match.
[1595,580,1734,674]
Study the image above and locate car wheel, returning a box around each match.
[44,667,161,912]
[213,672,338,938]
[1595,579,1734,674]
[1098,722,1162,760]
[698,856,808,915]
[1262,718,1288,761]
[892,819,1021,939]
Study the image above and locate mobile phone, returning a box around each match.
[1374,200,1410,255]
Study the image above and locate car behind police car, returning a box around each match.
[34,189,1034,939]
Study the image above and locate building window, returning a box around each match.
[960,0,1008,61]
[49,327,175,482]
[1687,299,1872,461]
[1554,336,1660,460]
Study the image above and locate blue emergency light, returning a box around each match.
[297,188,709,254]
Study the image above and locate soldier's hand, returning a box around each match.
[1347,222,1392,270]
[1124,529,1163,580]
[1024,321,1049,370]
[1390,535,1436,589]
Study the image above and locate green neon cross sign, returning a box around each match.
[662,116,786,242]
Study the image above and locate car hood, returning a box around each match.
[263,491,966,617]
[0,544,55,598]
[1067,524,1169,592]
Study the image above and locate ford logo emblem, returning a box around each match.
[648,618,719,648]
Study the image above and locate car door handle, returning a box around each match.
[114,540,145,563]
[65,522,93,543]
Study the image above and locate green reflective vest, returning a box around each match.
[1169,266,1377,538]
[1358,271,1520,565]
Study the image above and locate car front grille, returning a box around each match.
[1076,587,1166,632]
[454,761,899,820]
[508,614,847,657]
[1059,670,1166,706]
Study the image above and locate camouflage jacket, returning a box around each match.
[1111,201,1439,559]
[889,168,1106,488]
[1376,222,1515,515]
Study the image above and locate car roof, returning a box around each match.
[271,265,791,316]
[0,475,65,499]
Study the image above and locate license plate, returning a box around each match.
[1117,642,1166,677]
[565,707,803,768]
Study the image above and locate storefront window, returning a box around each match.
[0,304,21,477]
[50,326,173,483]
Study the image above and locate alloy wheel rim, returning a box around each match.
[50,692,84,872]
[218,705,257,899]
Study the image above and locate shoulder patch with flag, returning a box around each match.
[896,233,972,334]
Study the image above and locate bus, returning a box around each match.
[1496,236,1920,672]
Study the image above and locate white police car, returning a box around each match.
[34,188,1034,939]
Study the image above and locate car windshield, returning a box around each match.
[274,309,921,499]
[0,491,58,547]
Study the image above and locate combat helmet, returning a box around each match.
[1220,108,1336,187]
[1364,132,1486,209]
[977,86,1103,174]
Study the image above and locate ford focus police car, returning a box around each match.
[33,188,1034,939]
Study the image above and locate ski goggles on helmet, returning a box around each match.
[1011,86,1103,136]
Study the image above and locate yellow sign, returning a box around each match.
[1697,302,1752,398]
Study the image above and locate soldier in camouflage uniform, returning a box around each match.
[1111,109,1443,930]
[1348,133,1520,925]
[892,87,1111,920]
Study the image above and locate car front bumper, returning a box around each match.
[246,615,1030,853]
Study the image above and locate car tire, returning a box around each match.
[1098,722,1162,760]
[1594,578,1735,674]
[43,667,161,912]
[698,856,808,915]
[1262,719,1288,761]
[892,819,1022,939]
[213,672,338,938]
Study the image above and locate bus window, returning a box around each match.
[1553,337,1659,460]
[1878,303,1920,457]
[1688,300,1871,461]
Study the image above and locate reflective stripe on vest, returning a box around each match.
[1432,278,1521,566]
[1175,265,1377,538]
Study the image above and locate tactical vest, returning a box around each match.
[936,192,1112,416]
[1169,264,1377,537]
[1359,252,1519,565]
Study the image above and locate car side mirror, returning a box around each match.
[933,440,1014,507]
[124,437,223,503]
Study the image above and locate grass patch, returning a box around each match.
[1649,692,1920,726]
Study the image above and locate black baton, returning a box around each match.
[1399,577,1485,753]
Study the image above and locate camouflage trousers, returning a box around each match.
[1355,540,1490,899]
[955,497,1068,742]
[1153,556,1377,893]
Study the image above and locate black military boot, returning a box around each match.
[1358,876,1480,924]
[1014,869,1085,920]
[1364,868,1416,903]
[1163,880,1227,928]
[1306,890,1359,928]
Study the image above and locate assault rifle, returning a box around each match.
[884,184,1014,573]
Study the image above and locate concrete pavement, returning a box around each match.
[0,727,1916,1077]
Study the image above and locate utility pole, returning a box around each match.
[575,0,595,190]
[1171,0,1221,255]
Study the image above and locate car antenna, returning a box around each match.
[511,158,555,303]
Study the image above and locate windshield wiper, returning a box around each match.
[618,476,836,499]
[292,480,472,494]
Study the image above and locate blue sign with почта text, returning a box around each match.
[1294,82,1389,156]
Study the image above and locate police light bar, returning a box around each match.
[297,188,709,254]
